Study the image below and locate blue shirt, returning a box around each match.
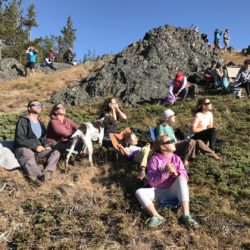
[29,119,42,139]
[27,50,37,63]
[154,125,177,142]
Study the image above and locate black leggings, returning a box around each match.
[192,128,217,150]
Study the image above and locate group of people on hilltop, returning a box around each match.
[166,57,250,103]
[24,46,76,76]
[5,94,223,229]
[203,59,250,97]
[195,26,230,52]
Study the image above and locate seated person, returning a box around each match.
[63,48,75,64]
[14,100,60,182]
[165,71,198,104]
[203,60,217,86]
[155,109,219,167]
[135,135,199,229]
[119,132,151,180]
[47,103,80,153]
[232,60,250,97]
[41,48,57,70]
[212,63,229,90]
[99,98,127,147]
[191,98,217,151]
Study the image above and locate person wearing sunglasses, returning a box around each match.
[155,109,219,167]
[135,135,199,229]
[14,100,60,183]
[47,102,80,153]
[191,98,217,150]
[99,97,127,147]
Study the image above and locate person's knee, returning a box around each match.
[52,149,61,160]
[135,188,143,198]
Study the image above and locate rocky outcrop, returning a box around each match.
[51,25,222,105]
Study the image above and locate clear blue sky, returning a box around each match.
[22,0,249,61]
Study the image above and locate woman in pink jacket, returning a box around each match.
[47,103,80,153]
[135,135,198,229]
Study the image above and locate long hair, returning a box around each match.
[192,98,208,116]
[98,97,115,118]
[49,102,64,117]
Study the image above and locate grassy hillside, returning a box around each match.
[0,53,249,249]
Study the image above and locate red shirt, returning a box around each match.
[47,115,79,143]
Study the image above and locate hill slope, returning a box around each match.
[0,52,249,249]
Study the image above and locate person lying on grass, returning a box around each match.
[135,135,199,229]
[119,132,151,180]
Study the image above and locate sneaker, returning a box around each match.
[179,215,199,229]
[147,215,166,228]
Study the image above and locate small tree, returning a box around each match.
[60,16,76,52]
[23,3,38,41]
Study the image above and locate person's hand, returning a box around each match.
[36,146,45,153]
[113,102,119,109]
[108,102,115,111]
[165,163,178,177]
[44,146,51,150]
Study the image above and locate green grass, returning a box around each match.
[0,95,249,249]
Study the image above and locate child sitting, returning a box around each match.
[120,133,151,180]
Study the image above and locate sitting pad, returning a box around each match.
[109,128,132,156]
[159,199,180,210]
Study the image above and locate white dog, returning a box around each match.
[65,118,104,167]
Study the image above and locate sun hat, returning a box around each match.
[160,109,176,121]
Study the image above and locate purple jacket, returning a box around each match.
[147,152,188,189]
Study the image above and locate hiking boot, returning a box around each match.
[44,170,53,181]
[147,215,166,228]
[179,215,199,229]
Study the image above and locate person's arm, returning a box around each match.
[67,118,79,130]
[40,122,49,147]
[176,77,187,96]
[173,155,188,180]
[191,114,203,133]
[216,68,223,79]
[48,119,74,140]
[15,118,42,151]
[25,47,31,53]
[168,81,174,96]
[235,69,242,83]
[147,156,171,187]
[207,112,213,128]
[115,103,127,120]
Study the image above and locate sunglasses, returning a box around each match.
[56,105,65,110]
[30,103,43,108]
[162,138,175,145]
[204,102,211,106]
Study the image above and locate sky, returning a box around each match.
[21,0,250,61]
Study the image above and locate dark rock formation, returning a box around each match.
[51,25,222,106]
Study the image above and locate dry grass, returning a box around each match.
[0,52,249,249]
[0,58,111,115]
[223,51,250,65]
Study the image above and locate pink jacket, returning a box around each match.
[47,115,79,143]
[147,152,188,189]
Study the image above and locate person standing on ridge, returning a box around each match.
[24,46,38,76]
